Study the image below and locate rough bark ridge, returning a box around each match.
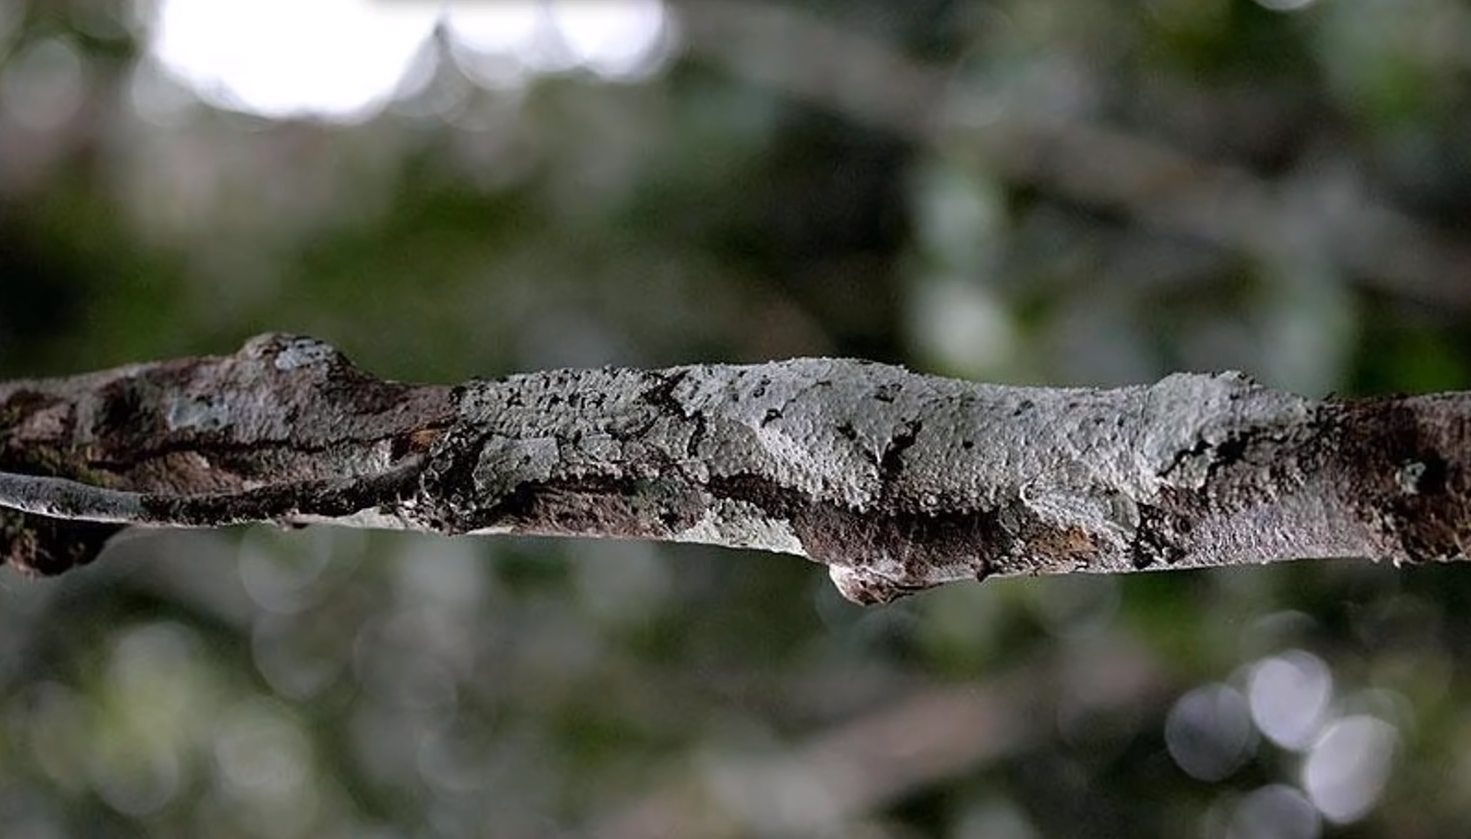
[1,334,1467,604]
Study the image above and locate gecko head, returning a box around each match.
[241,334,349,372]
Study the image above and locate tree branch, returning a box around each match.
[1,334,1466,604]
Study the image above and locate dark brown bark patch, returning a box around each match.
[1328,397,1471,564]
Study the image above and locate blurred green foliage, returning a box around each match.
[3,0,1471,836]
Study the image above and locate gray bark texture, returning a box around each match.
[1,334,1466,604]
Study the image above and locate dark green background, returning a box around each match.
[2,1,1469,836]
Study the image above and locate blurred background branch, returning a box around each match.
[594,640,1166,838]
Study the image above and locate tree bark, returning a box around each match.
[1,334,1466,604]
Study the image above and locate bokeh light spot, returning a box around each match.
[212,698,319,834]
[1248,650,1333,750]
[142,0,671,122]
[146,0,439,121]
[551,0,669,79]
[1166,683,1257,781]
[1302,715,1397,823]
[0,36,87,132]
[1228,784,1320,839]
